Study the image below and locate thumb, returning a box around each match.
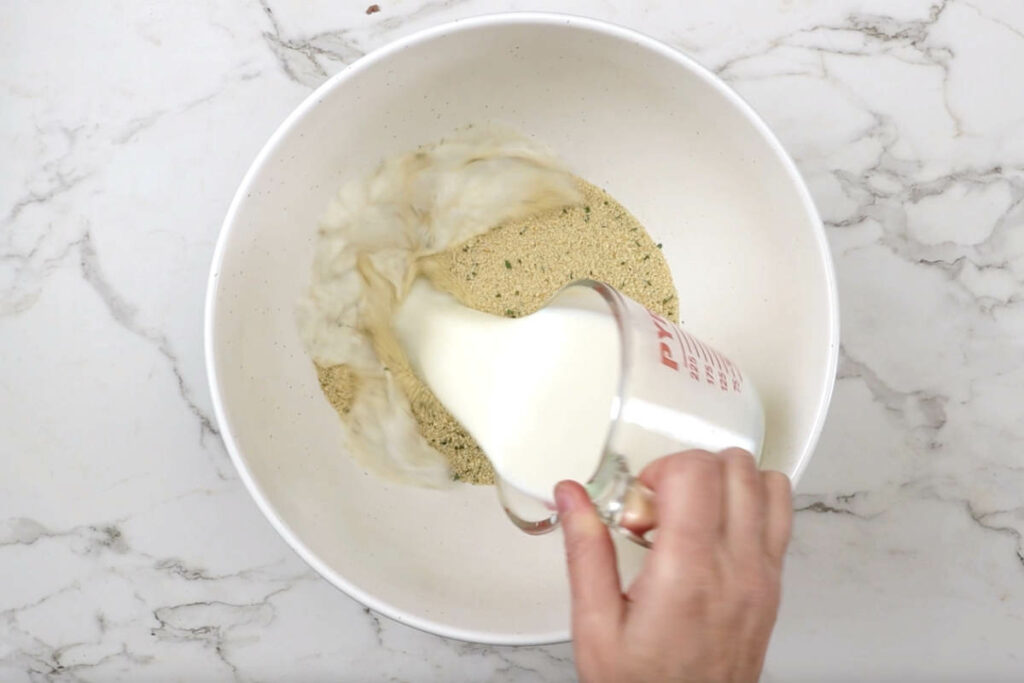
[555,480,624,641]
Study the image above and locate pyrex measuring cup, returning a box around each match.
[496,281,765,547]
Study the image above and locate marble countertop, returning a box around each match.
[3,1,1023,680]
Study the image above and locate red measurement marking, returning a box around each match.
[670,325,701,381]
[722,355,743,382]
[700,341,723,370]
[649,312,679,371]
[660,343,679,370]
[671,324,689,356]
[681,331,697,356]
[688,333,707,361]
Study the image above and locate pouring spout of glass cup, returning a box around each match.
[495,280,765,549]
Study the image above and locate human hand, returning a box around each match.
[555,449,793,683]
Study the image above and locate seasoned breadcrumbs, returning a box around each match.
[315,364,358,415]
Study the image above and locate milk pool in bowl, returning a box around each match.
[204,14,838,644]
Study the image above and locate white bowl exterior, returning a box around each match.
[205,14,838,645]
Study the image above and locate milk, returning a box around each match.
[393,280,620,502]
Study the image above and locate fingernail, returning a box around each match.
[554,481,575,515]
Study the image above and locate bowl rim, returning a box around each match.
[204,10,840,646]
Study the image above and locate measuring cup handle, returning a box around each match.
[613,477,657,547]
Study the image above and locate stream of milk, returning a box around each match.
[393,280,620,501]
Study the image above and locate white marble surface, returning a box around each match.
[2,0,1023,680]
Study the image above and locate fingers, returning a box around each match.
[762,470,793,564]
[638,450,724,558]
[721,448,765,554]
[555,480,624,642]
[639,449,785,563]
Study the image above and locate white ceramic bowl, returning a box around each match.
[205,13,838,645]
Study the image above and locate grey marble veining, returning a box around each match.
[2,1,1023,680]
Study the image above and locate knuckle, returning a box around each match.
[721,448,757,469]
[724,450,757,493]
[763,470,793,494]
[667,450,720,476]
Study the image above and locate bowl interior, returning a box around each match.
[207,15,837,644]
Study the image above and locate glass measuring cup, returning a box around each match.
[495,281,765,547]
